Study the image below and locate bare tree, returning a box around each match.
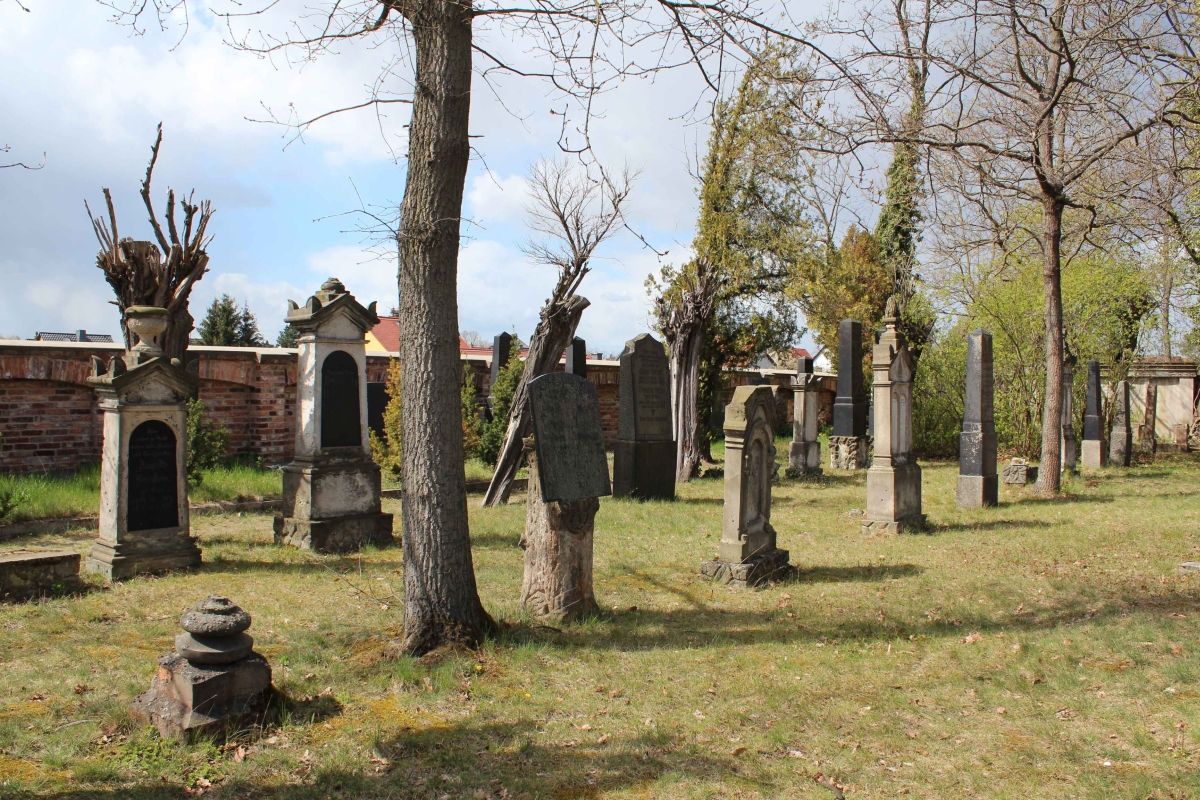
[85,124,213,359]
[482,161,632,507]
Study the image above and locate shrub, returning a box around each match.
[461,366,483,459]
[912,328,967,459]
[477,351,523,467]
[186,398,229,487]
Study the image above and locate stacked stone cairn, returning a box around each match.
[133,596,272,742]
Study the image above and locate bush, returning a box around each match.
[370,358,403,478]
[0,485,27,522]
[186,398,229,487]
[477,350,523,467]
[461,366,483,459]
[913,328,967,459]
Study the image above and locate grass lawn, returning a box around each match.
[2,453,1199,798]
[0,464,281,524]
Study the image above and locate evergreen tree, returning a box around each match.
[276,324,300,348]
[237,303,268,347]
[198,294,268,346]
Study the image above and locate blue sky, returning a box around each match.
[2,1,829,357]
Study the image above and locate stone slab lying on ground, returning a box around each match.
[0,549,82,601]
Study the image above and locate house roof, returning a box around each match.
[368,316,472,355]
[34,330,115,343]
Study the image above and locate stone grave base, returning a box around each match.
[0,550,82,601]
[86,530,201,582]
[273,512,393,553]
[132,652,272,742]
[1080,440,1106,470]
[1001,460,1038,485]
[955,474,998,508]
[612,439,677,500]
[788,441,822,476]
[861,515,928,536]
[829,436,869,469]
[700,548,792,588]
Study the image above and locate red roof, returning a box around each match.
[370,316,481,356]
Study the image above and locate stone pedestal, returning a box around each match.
[1001,458,1037,485]
[1081,359,1105,470]
[700,386,791,587]
[830,319,868,470]
[274,279,393,553]
[612,334,676,500]
[957,329,998,508]
[0,550,82,601]
[830,435,869,469]
[862,302,924,535]
[787,358,822,477]
[86,307,201,582]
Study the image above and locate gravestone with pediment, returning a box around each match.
[612,334,676,500]
[274,278,394,553]
[86,306,201,581]
[700,385,792,587]
[830,319,869,469]
[1081,359,1106,469]
[862,300,925,534]
[521,373,610,621]
[787,356,822,476]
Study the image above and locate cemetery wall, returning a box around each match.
[0,340,832,474]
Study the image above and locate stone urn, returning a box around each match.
[125,306,170,357]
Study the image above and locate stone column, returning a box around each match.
[1081,359,1106,469]
[787,356,822,476]
[862,302,925,534]
[1109,379,1133,467]
[565,336,587,377]
[829,319,869,469]
[1060,355,1079,474]
[957,329,998,508]
[612,334,676,500]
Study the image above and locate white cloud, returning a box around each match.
[465,172,532,229]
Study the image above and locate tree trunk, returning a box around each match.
[397,1,493,655]
[669,319,705,482]
[481,295,589,507]
[1035,196,1065,494]
[519,437,599,623]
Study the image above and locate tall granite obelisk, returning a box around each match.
[1060,354,1079,474]
[829,319,868,469]
[956,329,997,508]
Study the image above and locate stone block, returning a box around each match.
[1080,439,1105,470]
[132,652,272,742]
[955,474,998,509]
[273,512,393,553]
[700,548,792,588]
[85,531,200,582]
[0,549,82,601]
[829,435,869,469]
[1001,459,1037,485]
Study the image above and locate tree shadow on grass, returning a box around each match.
[790,563,922,583]
[1006,493,1114,506]
[200,554,401,576]
[933,519,1054,534]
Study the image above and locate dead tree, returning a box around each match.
[481,162,632,507]
[85,124,213,360]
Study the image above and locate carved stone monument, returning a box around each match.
[274,278,393,553]
[566,336,587,377]
[1081,359,1105,470]
[132,596,272,742]
[1109,379,1133,467]
[1060,355,1079,474]
[521,373,610,622]
[86,306,201,581]
[830,319,869,469]
[700,386,792,587]
[787,356,822,477]
[862,302,925,534]
[612,334,676,500]
[957,329,998,508]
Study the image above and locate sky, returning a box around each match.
[1,0,828,357]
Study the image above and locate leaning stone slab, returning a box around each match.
[0,549,82,601]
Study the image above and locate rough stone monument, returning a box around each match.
[787,356,822,477]
[521,373,611,622]
[862,301,925,534]
[565,336,587,377]
[274,278,393,553]
[86,306,201,581]
[830,319,869,469]
[1081,359,1105,469]
[700,385,792,587]
[612,333,676,500]
[1059,355,1079,474]
[957,329,998,508]
[1002,458,1037,485]
[132,596,272,742]
[1109,379,1133,467]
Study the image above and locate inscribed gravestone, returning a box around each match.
[529,373,611,502]
[128,420,180,531]
[830,319,869,469]
[956,329,997,508]
[613,334,676,499]
[321,350,362,448]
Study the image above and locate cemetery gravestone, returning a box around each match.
[613,334,676,500]
[1081,359,1106,469]
[787,356,822,476]
[957,330,998,508]
[830,319,869,469]
[274,278,394,553]
[489,331,514,415]
[1002,458,1037,485]
[566,336,587,377]
[521,373,610,621]
[86,306,201,581]
[700,385,792,587]
[1109,379,1132,467]
[1060,355,1079,474]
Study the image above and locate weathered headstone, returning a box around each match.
[830,319,869,469]
[1002,458,1038,485]
[700,385,792,587]
[521,373,610,621]
[1081,359,1105,469]
[787,357,822,477]
[862,301,925,534]
[1109,379,1132,466]
[565,336,587,377]
[132,596,271,742]
[957,329,997,508]
[274,278,394,553]
[86,306,201,581]
[612,334,676,500]
[1060,355,1079,474]
[489,331,514,414]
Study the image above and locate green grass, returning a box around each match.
[2,453,1200,798]
[0,463,279,523]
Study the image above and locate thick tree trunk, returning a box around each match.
[519,438,599,623]
[481,295,589,507]
[1035,197,1065,494]
[669,320,705,482]
[397,1,493,655]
